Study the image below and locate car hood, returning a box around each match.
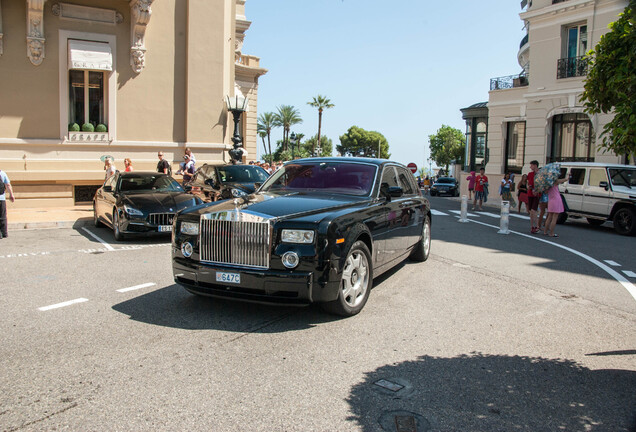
[183,192,371,221]
[120,192,199,212]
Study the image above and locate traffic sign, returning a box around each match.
[407,163,417,174]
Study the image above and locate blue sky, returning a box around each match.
[242,1,526,169]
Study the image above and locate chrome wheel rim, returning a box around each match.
[341,250,369,307]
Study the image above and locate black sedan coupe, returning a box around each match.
[172,157,432,317]
[184,163,270,202]
[94,171,202,240]
[430,177,459,196]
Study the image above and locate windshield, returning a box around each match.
[118,174,184,192]
[260,162,377,196]
[218,165,270,183]
[608,168,636,188]
[435,178,455,184]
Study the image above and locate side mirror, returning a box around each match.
[388,186,403,198]
[599,181,609,191]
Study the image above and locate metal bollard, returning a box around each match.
[458,195,469,223]
[498,200,510,234]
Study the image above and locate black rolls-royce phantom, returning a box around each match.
[172,157,432,316]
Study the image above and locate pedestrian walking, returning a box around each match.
[466,170,476,200]
[157,152,171,175]
[517,174,529,213]
[124,158,134,172]
[500,172,516,208]
[177,154,195,186]
[104,157,116,179]
[185,147,196,165]
[527,160,540,233]
[472,167,488,211]
[543,176,569,237]
[0,169,16,239]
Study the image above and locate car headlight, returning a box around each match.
[281,229,315,244]
[180,221,200,235]
[124,204,144,216]
[231,188,247,198]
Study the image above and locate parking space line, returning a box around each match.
[117,282,157,293]
[81,227,115,251]
[463,217,636,303]
[605,260,620,267]
[38,298,88,311]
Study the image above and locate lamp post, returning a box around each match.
[289,132,297,160]
[226,91,249,164]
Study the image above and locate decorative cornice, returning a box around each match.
[129,0,153,73]
[26,0,46,65]
[521,0,595,21]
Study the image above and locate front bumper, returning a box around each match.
[173,257,340,305]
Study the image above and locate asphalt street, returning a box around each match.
[1,197,635,431]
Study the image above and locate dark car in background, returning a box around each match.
[184,163,270,202]
[172,157,432,317]
[430,177,459,197]
[93,171,202,240]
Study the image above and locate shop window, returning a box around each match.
[550,114,594,162]
[505,121,525,174]
[69,70,105,129]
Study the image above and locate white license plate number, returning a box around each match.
[158,225,172,232]
[216,272,241,284]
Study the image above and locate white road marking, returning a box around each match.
[117,282,157,293]
[476,211,501,219]
[431,209,448,216]
[604,260,621,267]
[449,210,480,217]
[462,217,636,303]
[623,271,636,278]
[509,213,531,220]
[38,298,88,311]
[81,227,115,251]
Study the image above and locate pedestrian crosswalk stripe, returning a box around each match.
[449,210,480,217]
[476,211,501,219]
[509,213,531,220]
[431,209,448,216]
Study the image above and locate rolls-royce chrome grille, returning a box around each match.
[149,213,175,226]
[200,219,270,269]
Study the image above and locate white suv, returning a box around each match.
[557,162,636,236]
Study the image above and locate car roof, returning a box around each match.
[285,157,400,168]
[118,171,167,177]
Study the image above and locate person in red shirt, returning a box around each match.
[472,167,488,211]
[527,160,540,233]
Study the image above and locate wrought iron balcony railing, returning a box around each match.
[557,56,588,79]
[490,73,529,91]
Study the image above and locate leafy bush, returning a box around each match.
[95,124,107,133]
[81,123,95,132]
[68,123,80,132]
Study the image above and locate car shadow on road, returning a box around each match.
[75,223,172,247]
[346,352,636,432]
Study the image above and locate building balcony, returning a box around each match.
[557,56,588,79]
[552,0,569,4]
[490,73,529,91]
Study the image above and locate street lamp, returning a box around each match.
[289,132,297,160]
[226,90,249,164]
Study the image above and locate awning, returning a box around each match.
[68,40,112,71]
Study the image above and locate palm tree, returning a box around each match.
[258,131,268,161]
[257,112,277,164]
[307,95,334,155]
[273,105,302,151]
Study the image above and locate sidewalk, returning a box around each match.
[7,204,93,230]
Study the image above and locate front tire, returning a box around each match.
[322,241,372,317]
[410,215,431,262]
[613,207,636,236]
[113,209,125,241]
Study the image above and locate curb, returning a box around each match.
[8,218,92,231]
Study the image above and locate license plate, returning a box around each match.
[216,272,241,284]
[158,225,172,232]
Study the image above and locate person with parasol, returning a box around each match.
[101,155,116,179]
[534,162,568,237]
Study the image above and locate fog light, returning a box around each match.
[281,251,299,269]
[181,242,193,258]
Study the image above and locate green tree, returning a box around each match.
[337,126,390,158]
[302,134,333,157]
[581,1,636,161]
[307,95,334,155]
[258,131,268,161]
[273,105,302,151]
[257,112,277,164]
[428,125,465,172]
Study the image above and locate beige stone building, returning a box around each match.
[461,0,628,197]
[0,0,266,208]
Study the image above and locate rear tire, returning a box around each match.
[410,215,431,262]
[613,207,636,236]
[322,241,372,317]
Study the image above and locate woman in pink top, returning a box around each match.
[543,177,568,237]
[466,171,476,200]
